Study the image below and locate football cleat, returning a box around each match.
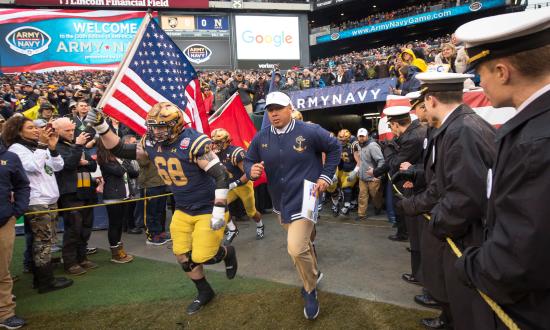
[340,206,350,215]
[331,204,339,217]
[186,289,215,315]
[256,225,265,240]
[224,246,238,279]
[223,228,239,246]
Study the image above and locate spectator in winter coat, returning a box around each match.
[0,124,30,329]
[97,139,135,264]
[3,116,73,295]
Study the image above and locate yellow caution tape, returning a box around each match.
[389,174,520,330]
[24,193,174,216]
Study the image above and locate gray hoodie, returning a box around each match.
[358,139,384,181]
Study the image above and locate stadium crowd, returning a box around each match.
[2,33,469,118]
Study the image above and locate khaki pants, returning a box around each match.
[280,218,318,293]
[358,180,383,217]
[0,217,16,321]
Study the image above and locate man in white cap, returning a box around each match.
[244,91,341,320]
[413,71,497,329]
[454,9,550,329]
[395,91,450,327]
[371,106,427,286]
[356,128,384,221]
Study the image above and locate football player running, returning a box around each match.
[326,129,361,216]
[86,102,237,315]
[210,128,265,244]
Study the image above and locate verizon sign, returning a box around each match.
[14,0,209,8]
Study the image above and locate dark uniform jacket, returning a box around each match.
[457,89,550,329]
[244,119,341,223]
[400,126,449,302]
[401,126,438,215]
[0,143,30,227]
[429,105,496,242]
[374,119,426,195]
[429,104,497,329]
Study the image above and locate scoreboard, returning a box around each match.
[160,14,229,38]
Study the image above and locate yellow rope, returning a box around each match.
[389,174,520,330]
[24,193,174,216]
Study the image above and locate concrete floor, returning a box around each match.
[88,208,425,310]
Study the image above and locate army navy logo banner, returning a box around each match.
[183,43,212,64]
[289,78,396,111]
[0,9,150,73]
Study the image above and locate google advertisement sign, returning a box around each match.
[235,15,300,60]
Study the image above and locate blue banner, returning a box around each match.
[289,78,396,111]
[316,0,506,44]
[0,10,146,73]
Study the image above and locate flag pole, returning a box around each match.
[207,92,238,124]
[97,12,152,110]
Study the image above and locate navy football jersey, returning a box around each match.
[218,145,246,180]
[144,128,215,215]
[338,140,359,172]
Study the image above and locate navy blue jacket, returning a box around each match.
[0,143,30,227]
[244,120,341,223]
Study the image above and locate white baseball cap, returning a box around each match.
[265,91,292,108]
[357,128,368,137]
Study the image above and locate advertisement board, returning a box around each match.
[289,78,396,111]
[160,13,231,69]
[316,0,507,44]
[0,9,147,73]
[14,0,208,9]
[235,15,300,60]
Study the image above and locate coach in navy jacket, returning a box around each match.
[244,91,340,320]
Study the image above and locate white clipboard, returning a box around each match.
[301,180,320,223]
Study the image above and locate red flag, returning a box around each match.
[208,93,256,149]
[208,93,267,186]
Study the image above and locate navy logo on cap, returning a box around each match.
[183,44,212,64]
[6,26,51,56]
[469,2,483,11]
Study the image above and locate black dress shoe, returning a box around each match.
[414,294,441,309]
[421,317,446,329]
[388,234,408,241]
[401,273,421,285]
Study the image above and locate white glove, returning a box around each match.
[228,181,238,190]
[210,206,226,231]
[347,167,359,182]
[85,107,109,134]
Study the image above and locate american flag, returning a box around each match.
[99,14,210,135]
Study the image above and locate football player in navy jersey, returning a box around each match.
[86,102,237,315]
[210,128,265,244]
[326,129,361,216]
